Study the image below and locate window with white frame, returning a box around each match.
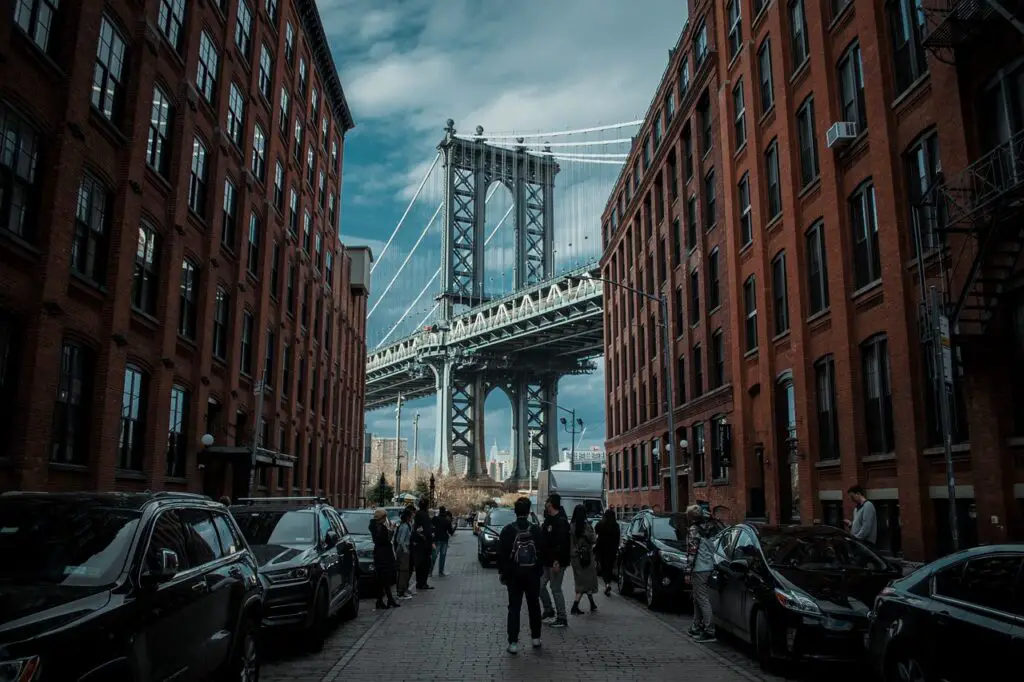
[196,31,219,104]
[92,16,127,122]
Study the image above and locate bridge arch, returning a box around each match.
[483,179,515,299]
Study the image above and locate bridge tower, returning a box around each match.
[423,120,562,486]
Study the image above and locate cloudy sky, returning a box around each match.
[318,0,689,466]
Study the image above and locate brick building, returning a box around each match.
[601,0,1024,561]
[0,0,371,507]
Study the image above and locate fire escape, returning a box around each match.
[919,0,1024,340]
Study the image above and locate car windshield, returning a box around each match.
[385,508,403,523]
[650,515,687,542]
[487,509,516,527]
[759,531,887,570]
[340,510,373,534]
[232,510,315,546]
[0,498,141,587]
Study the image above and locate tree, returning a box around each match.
[368,472,394,506]
[414,478,430,497]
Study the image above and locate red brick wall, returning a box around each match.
[0,0,367,506]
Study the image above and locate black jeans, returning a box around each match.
[414,547,431,587]
[506,573,542,643]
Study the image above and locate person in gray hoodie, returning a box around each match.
[846,485,877,547]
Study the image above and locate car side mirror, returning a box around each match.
[324,530,340,548]
[728,557,752,573]
[142,548,180,587]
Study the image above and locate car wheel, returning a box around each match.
[228,617,259,682]
[307,584,329,652]
[754,609,775,671]
[644,571,658,610]
[617,561,633,595]
[886,647,929,682]
[341,573,360,621]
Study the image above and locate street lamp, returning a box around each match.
[538,400,583,468]
[586,273,681,513]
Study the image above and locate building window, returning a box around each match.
[15,0,61,54]
[711,329,725,389]
[273,161,285,210]
[264,329,276,386]
[708,248,720,310]
[679,56,690,97]
[686,195,698,248]
[805,221,830,314]
[831,0,852,17]
[675,287,685,335]
[213,287,230,361]
[270,240,281,298]
[738,173,753,246]
[703,170,716,229]
[796,96,819,187]
[850,181,881,288]
[757,37,774,114]
[306,145,315,185]
[765,139,782,219]
[694,20,708,67]
[698,93,712,156]
[240,311,254,376]
[906,130,944,253]
[226,83,245,147]
[692,344,703,397]
[733,80,746,149]
[188,137,208,215]
[331,139,339,171]
[318,171,326,210]
[157,0,186,51]
[672,218,683,266]
[711,415,728,481]
[861,334,894,454]
[293,118,303,161]
[328,192,337,228]
[234,0,253,59]
[683,128,693,179]
[298,57,308,95]
[251,123,266,180]
[888,0,928,95]
[689,269,700,325]
[287,261,296,314]
[167,385,188,478]
[753,0,768,17]
[265,0,279,24]
[279,87,290,135]
[314,231,323,270]
[51,341,92,465]
[282,343,292,396]
[788,0,809,68]
[92,16,127,123]
[146,86,172,176]
[677,354,686,403]
[179,259,199,339]
[284,22,294,64]
[302,210,312,252]
[247,212,261,277]
[772,251,789,335]
[196,31,219,104]
[258,44,273,99]
[222,178,238,249]
[727,0,742,58]
[72,174,109,286]
[288,188,299,235]
[132,223,159,315]
[325,250,334,289]
[838,42,867,130]
[118,365,147,471]
[744,275,758,352]
[815,355,840,461]
[691,422,705,484]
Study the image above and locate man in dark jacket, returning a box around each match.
[412,497,434,590]
[538,493,570,628]
[430,506,455,577]
[498,496,544,654]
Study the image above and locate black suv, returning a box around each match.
[229,497,359,649]
[618,510,691,610]
[0,491,263,681]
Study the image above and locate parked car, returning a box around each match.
[477,507,539,566]
[707,523,901,670]
[867,543,1024,682]
[230,497,359,650]
[0,491,263,681]
[617,510,691,609]
[337,508,378,596]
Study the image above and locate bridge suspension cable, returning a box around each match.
[367,201,443,319]
[456,119,643,140]
[370,153,439,274]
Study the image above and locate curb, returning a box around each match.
[321,608,392,682]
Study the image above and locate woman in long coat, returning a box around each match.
[369,508,400,610]
[594,508,621,596]
[569,504,599,614]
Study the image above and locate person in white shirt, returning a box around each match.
[845,485,877,546]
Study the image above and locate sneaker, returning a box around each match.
[401,593,413,600]
[531,638,542,648]
[507,642,518,655]
[693,630,716,643]
[686,624,702,638]
[541,609,555,620]
[549,618,567,628]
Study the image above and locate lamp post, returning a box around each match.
[538,400,583,469]
[587,274,680,513]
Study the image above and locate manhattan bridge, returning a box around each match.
[364,118,641,487]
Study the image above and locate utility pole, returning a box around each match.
[659,294,679,514]
[931,286,960,551]
[412,412,420,479]
[248,372,267,497]
[569,409,577,468]
[395,393,404,497]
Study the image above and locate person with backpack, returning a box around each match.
[497,496,544,654]
[538,493,570,628]
[685,504,719,642]
[568,504,599,614]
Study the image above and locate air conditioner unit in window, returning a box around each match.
[826,121,858,148]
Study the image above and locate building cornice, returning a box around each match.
[296,0,356,132]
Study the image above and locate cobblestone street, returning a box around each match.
[263,529,866,681]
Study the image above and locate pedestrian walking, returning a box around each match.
[431,506,455,577]
[538,493,570,628]
[594,508,620,596]
[685,504,717,641]
[412,497,435,590]
[369,509,400,610]
[498,496,544,654]
[568,505,598,614]
[394,508,414,599]
[845,485,877,547]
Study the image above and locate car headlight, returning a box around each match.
[660,551,688,566]
[264,566,310,583]
[774,587,821,615]
[357,548,373,559]
[482,530,499,542]
[0,656,42,682]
